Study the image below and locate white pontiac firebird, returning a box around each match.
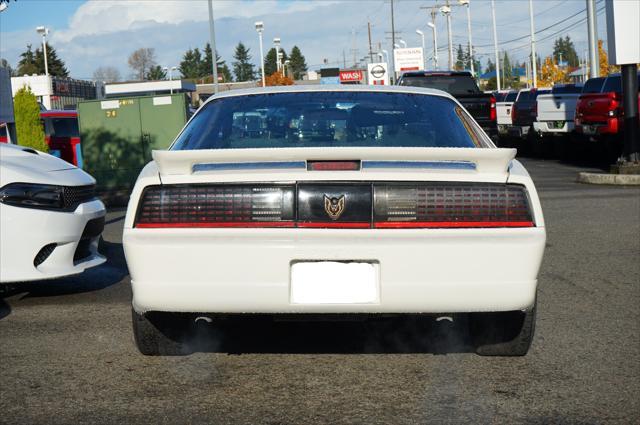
[123,85,546,356]
[0,143,106,283]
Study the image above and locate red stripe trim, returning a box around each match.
[374,221,535,229]
[297,222,370,229]
[135,221,295,228]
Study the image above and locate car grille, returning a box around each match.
[63,185,96,210]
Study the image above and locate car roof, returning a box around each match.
[202,84,457,107]
[40,110,78,118]
[400,70,473,77]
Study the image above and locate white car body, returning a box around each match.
[123,86,546,317]
[0,143,106,283]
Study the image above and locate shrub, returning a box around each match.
[14,86,47,152]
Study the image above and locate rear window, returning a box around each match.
[517,91,532,102]
[505,92,517,102]
[44,117,79,138]
[398,75,481,96]
[0,126,6,137]
[172,92,489,150]
[602,74,640,93]
[552,85,582,94]
[582,77,605,93]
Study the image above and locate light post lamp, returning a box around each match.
[458,0,474,76]
[273,37,281,72]
[399,39,407,48]
[163,66,177,93]
[36,26,49,76]
[439,4,453,70]
[393,43,401,49]
[427,22,438,70]
[381,49,389,65]
[416,29,426,70]
[255,21,266,87]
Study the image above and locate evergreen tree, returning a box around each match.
[485,58,495,73]
[502,52,513,87]
[288,46,307,80]
[553,36,579,67]
[220,64,233,83]
[179,48,202,79]
[34,43,69,76]
[13,86,48,152]
[455,44,465,70]
[16,45,38,76]
[264,47,287,76]
[232,42,255,82]
[146,65,167,80]
[200,44,232,82]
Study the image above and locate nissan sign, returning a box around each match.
[367,62,390,85]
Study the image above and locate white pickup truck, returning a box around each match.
[533,84,583,136]
[496,91,517,135]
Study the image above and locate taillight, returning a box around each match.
[135,185,295,228]
[489,95,497,121]
[532,101,538,117]
[308,160,361,171]
[373,183,533,228]
[511,104,517,121]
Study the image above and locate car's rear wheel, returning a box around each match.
[132,308,193,356]
[469,299,536,356]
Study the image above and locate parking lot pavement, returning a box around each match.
[1,158,638,424]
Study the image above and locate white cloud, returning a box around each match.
[53,0,336,43]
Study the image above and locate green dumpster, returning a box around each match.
[77,93,190,191]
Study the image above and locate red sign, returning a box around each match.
[339,70,364,82]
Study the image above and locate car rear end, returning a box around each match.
[534,85,582,135]
[123,86,546,356]
[41,111,83,167]
[496,91,517,134]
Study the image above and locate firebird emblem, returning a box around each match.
[324,195,346,220]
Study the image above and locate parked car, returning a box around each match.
[575,73,640,139]
[508,88,551,138]
[397,71,498,139]
[123,85,546,357]
[496,91,518,135]
[0,143,106,283]
[533,84,583,136]
[41,110,83,167]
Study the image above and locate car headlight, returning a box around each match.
[0,183,64,210]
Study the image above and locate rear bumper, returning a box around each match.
[508,125,530,138]
[124,227,546,314]
[533,121,574,134]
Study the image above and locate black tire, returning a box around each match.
[132,308,193,356]
[469,299,537,356]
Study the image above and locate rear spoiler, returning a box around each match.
[152,147,516,176]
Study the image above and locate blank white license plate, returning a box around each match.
[290,261,379,304]
[583,125,596,135]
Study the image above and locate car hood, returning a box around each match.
[0,143,95,186]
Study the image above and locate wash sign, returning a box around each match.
[367,63,390,85]
[393,47,424,72]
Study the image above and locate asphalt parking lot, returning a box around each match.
[1,157,638,425]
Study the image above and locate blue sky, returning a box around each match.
[1,0,610,80]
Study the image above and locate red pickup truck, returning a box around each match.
[575,73,640,138]
[41,110,83,167]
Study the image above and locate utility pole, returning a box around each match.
[459,0,474,76]
[491,0,501,90]
[390,0,396,81]
[350,28,358,68]
[440,1,453,70]
[528,0,537,88]
[368,22,374,62]
[586,0,599,78]
[207,0,219,94]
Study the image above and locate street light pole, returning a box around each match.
[528,0,537,88]
[255,22,266,87]
[416,29,426,70]
[586,0,599,78]
[207,0,219,94]
[427,21,438,70]
[490,0,501,90]
[36,26,49,76]
[440,3,453,70]
[273,38,281,72]
[459,0,474,76]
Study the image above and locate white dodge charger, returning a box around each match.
[123,86,546,356]
[0,143,106,283]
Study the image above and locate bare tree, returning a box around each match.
[127,48,157,81]
[93,66,121,83]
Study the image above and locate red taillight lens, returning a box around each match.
[373,183,533,228]
[308,160,361,171]
[511,104,517,121]
[135,185,295,228]
[490,95,497,121]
